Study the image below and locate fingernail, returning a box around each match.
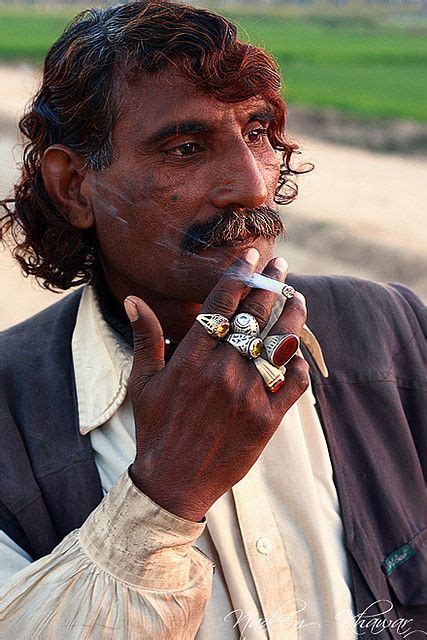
[274,256,288,273]
[124,298,139,322]
[245,248,260,266]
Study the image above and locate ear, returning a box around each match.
[41,145,95,229]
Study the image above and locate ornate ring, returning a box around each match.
[281,284,295,299]
[196,313,230,338]
[253,357,286,393]
[263,334,300,368]
[224,333,264,359]
[230,312,260,336]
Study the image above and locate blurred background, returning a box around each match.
[0,0,426,330]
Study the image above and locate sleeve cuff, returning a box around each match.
[79,469,213,590]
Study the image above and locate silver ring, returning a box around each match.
[253,357,286,393]
[263,334,300,368]
[225,333,264,359]
[196,313,230,338]
[230,312,260,336]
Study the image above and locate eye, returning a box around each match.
[245,127,269,145]
[167,142,203,157]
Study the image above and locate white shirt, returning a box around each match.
[0,285,356,639]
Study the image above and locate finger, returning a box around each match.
[178,247,261,357]
[124,296,165,391]
[268,355,310,414]
[237,256,288,331]
[267,290,307,340]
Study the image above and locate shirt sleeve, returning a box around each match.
[0,470,214,639]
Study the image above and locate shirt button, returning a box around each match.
[256,537,272,555]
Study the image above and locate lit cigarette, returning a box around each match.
[244,273,295,298]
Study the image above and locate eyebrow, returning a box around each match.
[144,121,213,148]
[142,105,276,148]
[248,106,276,125]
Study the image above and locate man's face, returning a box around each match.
[85,69,282,303]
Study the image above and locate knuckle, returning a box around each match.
[269,266,285,281]
[290,294,307,324]
[133,333,157,353]
[246,410,274,444]
[243,299,271,324]
[206,287,237,317]
[291,358,310,394]
[214,350,250,396]
[293,290,306,306]
[221,371,239,398]
[252,405,271,432]
[217,352,239,383]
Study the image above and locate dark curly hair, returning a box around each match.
[0,0,307,291]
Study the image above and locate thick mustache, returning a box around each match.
[181,205,285,253]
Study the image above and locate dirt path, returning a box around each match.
[1,64,425,331]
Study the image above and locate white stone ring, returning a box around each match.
[230,312,260,336]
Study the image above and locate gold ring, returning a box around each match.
[224,333,263,359]
[253,357,286,393]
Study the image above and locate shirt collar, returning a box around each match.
[72,285,132,435]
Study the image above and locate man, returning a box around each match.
[0,1,425,638]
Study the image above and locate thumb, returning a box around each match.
[124,296,165,390]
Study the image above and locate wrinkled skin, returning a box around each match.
[42,69,309,520]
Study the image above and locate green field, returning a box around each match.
[0,5,426,121]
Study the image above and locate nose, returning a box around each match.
[210,140,270,211]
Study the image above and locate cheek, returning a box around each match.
[252,147,281,199]
[122,165,208,240]
[92,166,204,261]
[122,159,199,206]
[141,162,205,205]
[263,149,282,189]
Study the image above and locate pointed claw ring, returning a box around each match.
[196,314,230,338]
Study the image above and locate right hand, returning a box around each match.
[127,248,309,521]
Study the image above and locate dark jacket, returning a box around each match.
[0,274,426,638]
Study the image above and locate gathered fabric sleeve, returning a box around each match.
[0,470,214,639]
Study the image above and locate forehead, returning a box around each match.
[114,68,271,138]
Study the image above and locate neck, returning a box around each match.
[98,266,202,344]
